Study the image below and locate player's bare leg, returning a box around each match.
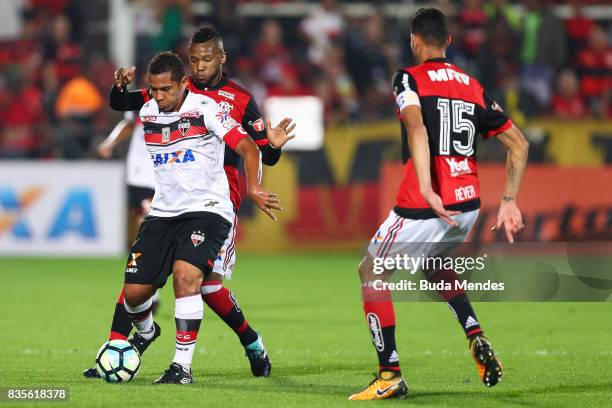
[349,254,408,400]
[201,272,271,377]
[154,260,203,385]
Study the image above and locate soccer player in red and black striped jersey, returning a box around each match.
[349,8,529,400]
[83,28,295,382]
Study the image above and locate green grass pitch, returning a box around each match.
[0,254,610,407]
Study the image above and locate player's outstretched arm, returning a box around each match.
[493,124,529,243]
[265,117,296,150]
[241,99,295,166]
[234,137,283,221]
[402,105,459,227]
[98,118,134,159]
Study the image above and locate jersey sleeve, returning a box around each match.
[123,111,135,122]
[481,92,512,139]
[242,98,281,166]
[392,70,420,112]
[109,85,149,111]
[204,99,248,150]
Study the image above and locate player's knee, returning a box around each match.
[200,280,223,297]
[173,269,202,297]
[358,256,374,281]
[204,271,224,283]
[123,288,147,308]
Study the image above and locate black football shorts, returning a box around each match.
[123,211,231,287]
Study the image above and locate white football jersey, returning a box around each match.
[139,90,248,222]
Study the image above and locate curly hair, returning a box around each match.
[147,51,186,82]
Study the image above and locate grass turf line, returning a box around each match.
[0,255,610,407]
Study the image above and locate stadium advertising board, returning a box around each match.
[234,120,611,250]
[0,162,125,256]
[380,164,612,243]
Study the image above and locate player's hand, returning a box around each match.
[266,117,296,149]
[492,200,524,243]
[97,142,113,159]
[141,198,152,215]
[421,189,459,227]
[114,66,136,91]
[248,186,282,221]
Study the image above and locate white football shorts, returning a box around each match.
[212,213,237,278]
[368,209,479,261]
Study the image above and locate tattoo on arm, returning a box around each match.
[502,195,515,202]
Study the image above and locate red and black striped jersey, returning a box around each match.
[392,58,512,218]
[185,75,279,210]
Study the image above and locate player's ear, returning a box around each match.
[221,52,227,65]
[410,34,419,53]
[446,34,452,48]
[179,75,187,90]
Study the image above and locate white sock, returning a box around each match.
[124,297,156,340]
[172,295,203,368]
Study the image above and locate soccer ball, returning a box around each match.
[95,340,141,383]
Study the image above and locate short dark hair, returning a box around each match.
[147,51,185,82]
[411,8,449,48]
[190,26,224,52]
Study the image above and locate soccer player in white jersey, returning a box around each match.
[119,51,281,384]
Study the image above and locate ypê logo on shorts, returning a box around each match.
[151,149,196,167]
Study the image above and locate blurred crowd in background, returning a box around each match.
[0,0,610,159]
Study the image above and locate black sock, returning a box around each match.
[447,293,483,338]
[108,290,132,340]
[237,324,259,347]
[374,325,401,374]
[363,287,401,375]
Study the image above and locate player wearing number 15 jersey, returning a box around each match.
[349,8,529,400]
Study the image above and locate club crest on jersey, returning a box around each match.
[218,90,235,100]
[219,101,233,113]
[162,127,171,143]
[178,120,191,136]
[191,231,205,247]
[250,118,265,132]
